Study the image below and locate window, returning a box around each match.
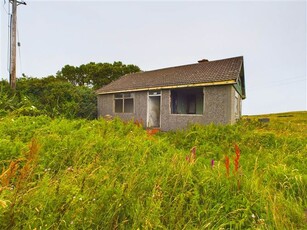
[171,88,204,114]
[114,93,134,113]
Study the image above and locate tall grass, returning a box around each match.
[0,112,306,229]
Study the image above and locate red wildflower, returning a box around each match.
[146,128,159,136]
[186,146,196,163]
[186,155,190,162]
[190,146,196,163]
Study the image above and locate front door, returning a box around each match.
[147,91,161,128]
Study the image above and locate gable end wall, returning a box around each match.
[230,86,243,124]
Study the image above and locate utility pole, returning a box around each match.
[9,0,26,90]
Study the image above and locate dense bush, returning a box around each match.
[0,112,306,229]
[0,77,97,119]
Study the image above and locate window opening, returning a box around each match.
[114,93,134,113]
[171,88,203,114]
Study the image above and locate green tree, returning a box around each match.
[56,61,141,89]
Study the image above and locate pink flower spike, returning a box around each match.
[186,155,190,162]
[190,146,196,160]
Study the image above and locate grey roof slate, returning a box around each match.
[96,56,244,94]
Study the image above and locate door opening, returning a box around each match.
[148,92,161,128]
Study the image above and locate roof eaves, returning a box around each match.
[97,79,236,95]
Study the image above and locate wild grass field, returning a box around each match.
[0,112,306,229]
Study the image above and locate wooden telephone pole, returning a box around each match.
[9,0,26,90]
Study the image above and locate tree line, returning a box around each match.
[56,61,140,90]
[0,61,141,119]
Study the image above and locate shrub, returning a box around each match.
[0,77,97,119]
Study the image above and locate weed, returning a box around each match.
[0,112,306,229]
[225,155,230,177]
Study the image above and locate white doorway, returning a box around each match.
[147,91,161,128]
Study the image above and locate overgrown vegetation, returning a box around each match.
[0,112,306,229]
[1,60,141,119]
[0,77,97,119]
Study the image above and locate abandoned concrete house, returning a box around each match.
[96,56,246,131]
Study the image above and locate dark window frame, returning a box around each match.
[170,88,204,115]
[114,93,134,113]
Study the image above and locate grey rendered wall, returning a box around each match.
[160,85,233,131]
[205,85,232,124]
[97,94,113,117]
[97,92,147,126]
[97,85,235,131]
[133,91,147,126]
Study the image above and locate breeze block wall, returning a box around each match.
[97,94,113,117]
[97,91,148,127]
[160,85,233,131]
[98,85,234,131]
[204,85,232,125]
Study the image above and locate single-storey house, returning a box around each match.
[96,56,246,131]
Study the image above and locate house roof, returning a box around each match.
[96,56,245,98]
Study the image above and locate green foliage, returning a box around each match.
[0,81,19,116]
[1,61,141,119]
[0,112,306,229]
[56,61,141,90]
[0,77,97,119]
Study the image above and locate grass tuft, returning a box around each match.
[0,111,306,229]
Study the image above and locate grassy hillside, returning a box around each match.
[0,112,306,229]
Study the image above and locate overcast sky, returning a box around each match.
[1,0,306,115]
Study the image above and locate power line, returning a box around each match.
[2,0,9,14]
